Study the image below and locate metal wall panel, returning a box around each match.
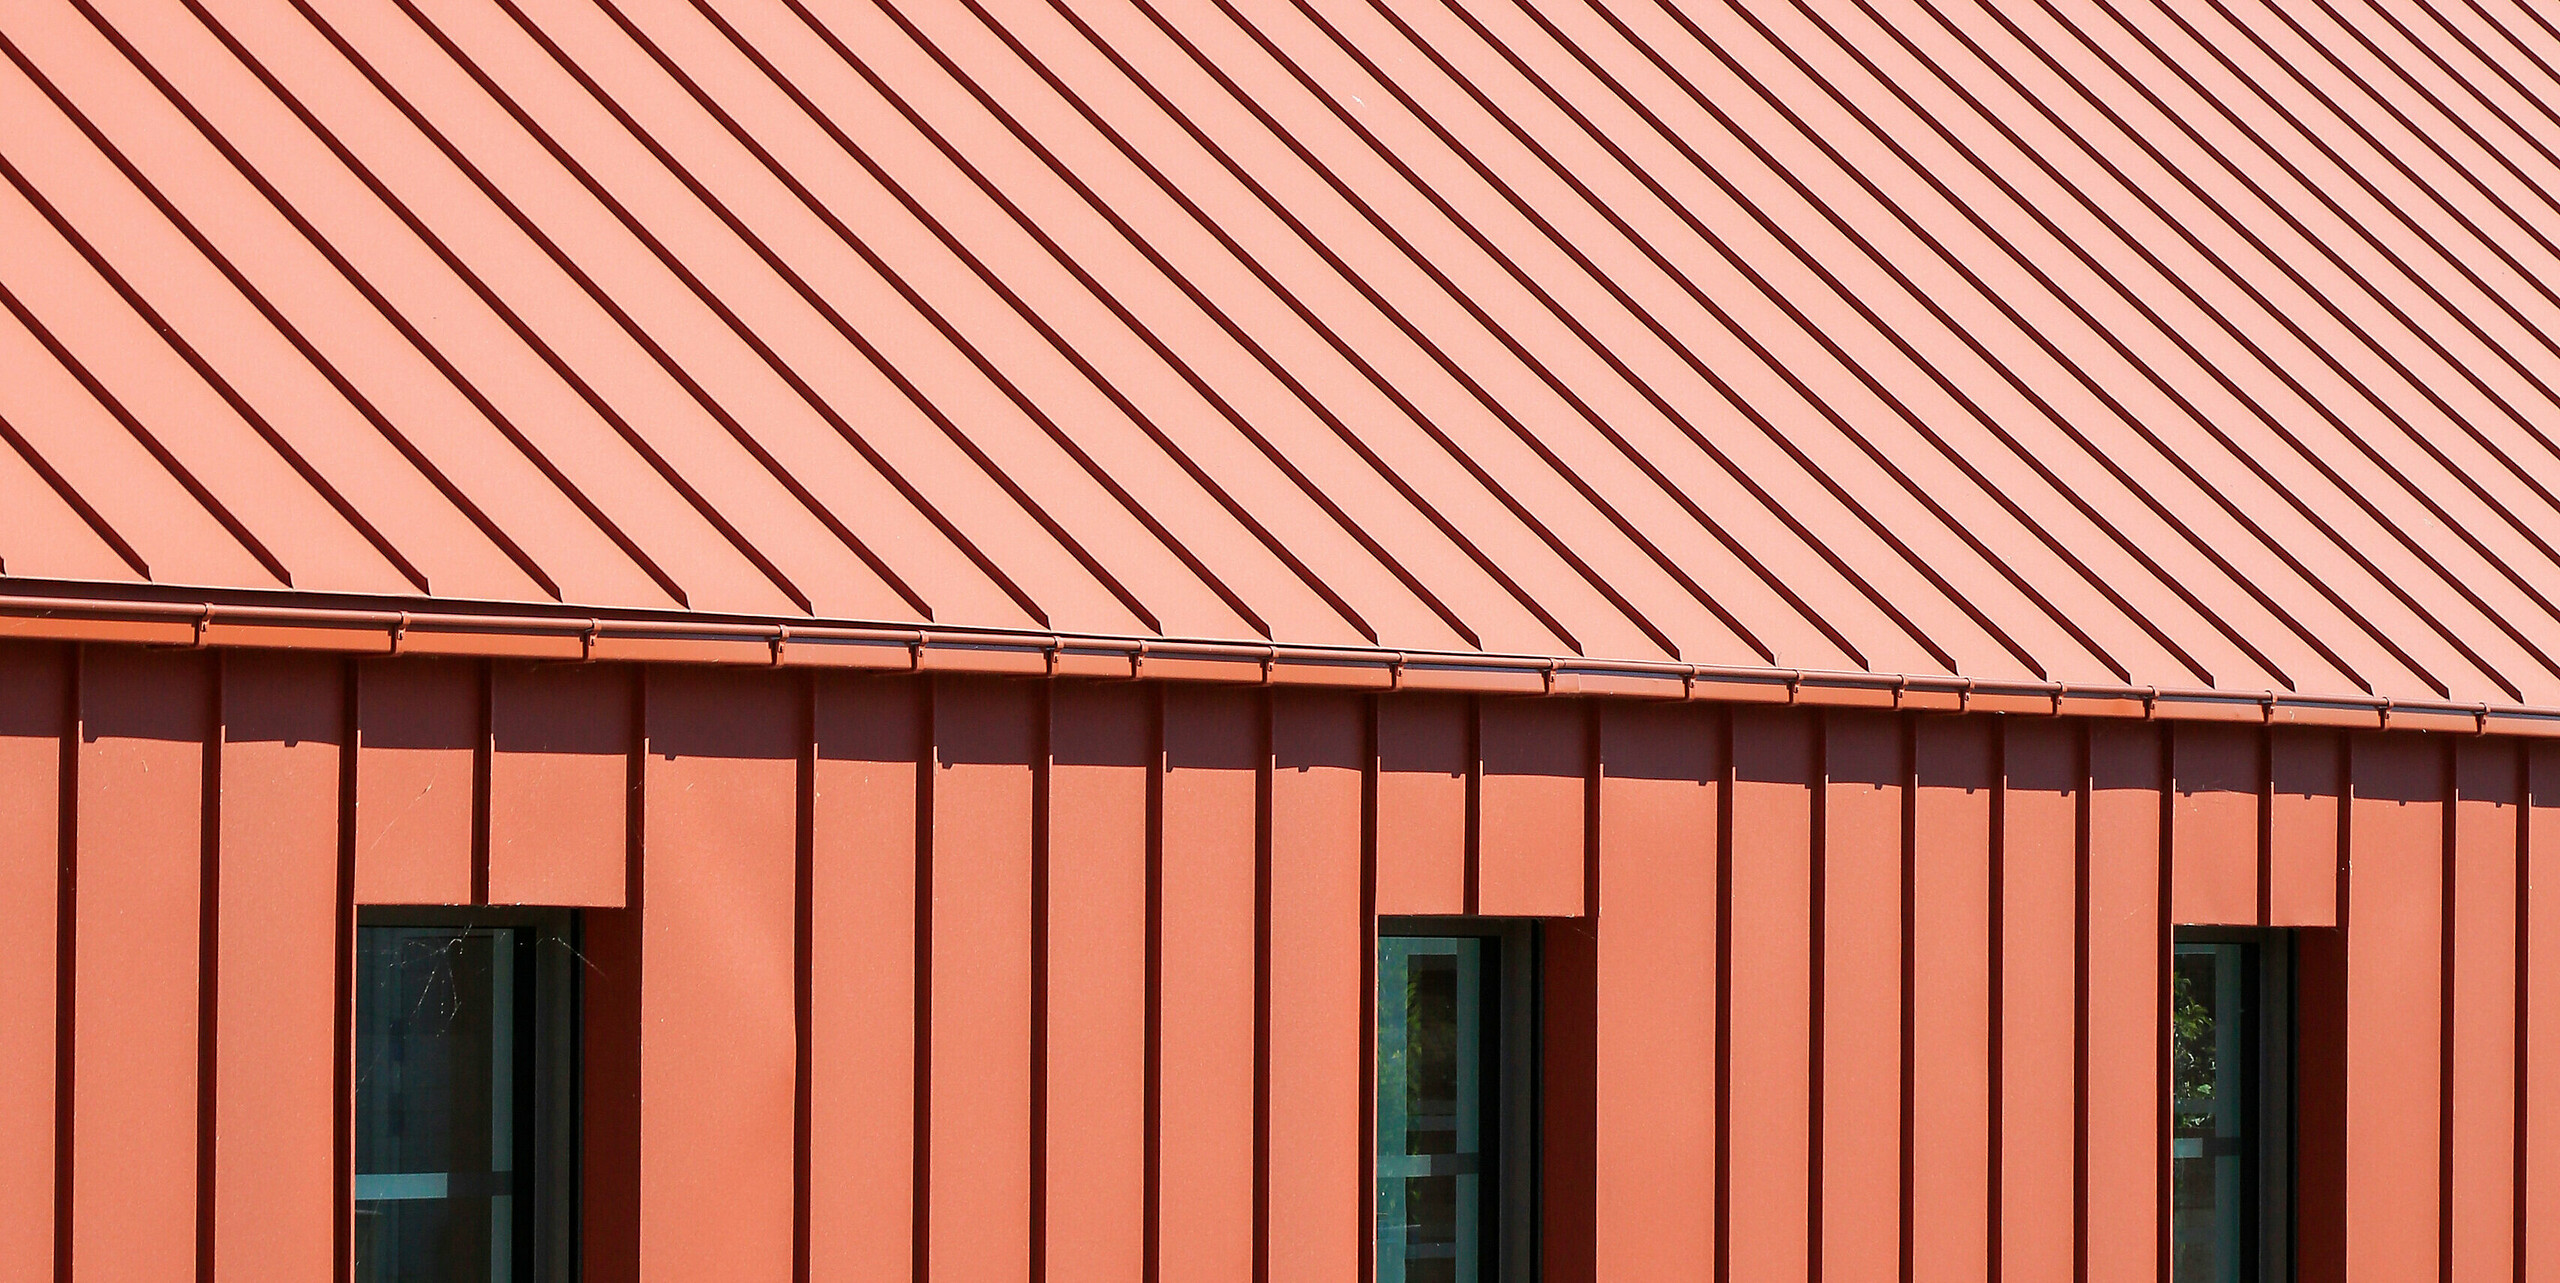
[635,668,799,1282]
[1910,715,1995,1283]
[487,663,630,907]
[2084,721,2165,1283]
[1538,912,1598,1283]
[68,646,208,1283]
[1998,717,2080,1283]
[579,857,643,1283]
[0,645,63,1283]
[1373,692,1468,916]
[2345,733,2445,1280]
[1817,710,1902,1283]
[1476,697,1586,917]
[1155,685,1260,1280]
[7,639,2560,1281]
[807,675,921,1283]
[2528,743,2560,1282]
[2298,918,2349,1283]
[350,657,474,905]
[209,652,342,1283]
[1726,706,1815,1283]
[2173,722,2264,925]
[1591,703,1717,1280]
[925,677,1037,1282]
[2450,739,2519,1283]
[2270,728,2345,927]
[1040,680,1150,1283]
[1264,689,1366,1283]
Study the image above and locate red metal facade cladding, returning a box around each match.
[1,639,2554,1281]
[14,0,2560,714]
[7,0,2560,1277]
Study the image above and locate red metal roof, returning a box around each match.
[6,0,2560,706]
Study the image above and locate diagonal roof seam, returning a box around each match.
[8,0,2560,707]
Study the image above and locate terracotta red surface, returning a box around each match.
[2529,748,2560,1281]
[0,646,62,1283]
[7,0,2560,716]
[1040,680,1149,1283]
[1262,689,1367,1283]
[2081,719,2164,1283]
[924,677,1037,1282]
[1997,716,2078,1283]
[806,674,921,1282]
[69,648,208,1283]
[1725,706,1814,1282]
[1156,686,1260,1279]
[2344,733,2444,1279]
[209,653,342,1283]
[2,639,2555,1276]
[2451,739,2520,1283]
[1819,710,1902,1283]
[1589,703,1716,1281]
[7,0,2560,1277]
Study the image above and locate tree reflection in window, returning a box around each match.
[2172,940,2266,1282]
[1377,937,1488,1283]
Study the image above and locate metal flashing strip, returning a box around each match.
[0,588,2545,735]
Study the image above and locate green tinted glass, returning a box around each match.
[355,925,525,1283]
[2172,939,2274,1282]
[1378,935,1491,1283]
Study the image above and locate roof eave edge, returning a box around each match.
[0,589,2543,736]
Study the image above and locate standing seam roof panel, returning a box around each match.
[179,0,719,612]
[4,0,2560,711]
[63,0,673,604]
[0,438,130,584]
[1023,0,1700,660]
[1543,0,2419,683]
[891,0,1628,654]
[788,0,1500,650]
[211,0,835,617]
[1423,0,2304,681]
[1387,0,2189,680]
[1900,0,2560,697]
[836,0,1581,654]
[0,70,404,594]
[116,0,710,609]
[621,0,1426,643]
[534,0,1186,636]
[1775,0,2488,696]
[6,5,559,600]
[406,0,1046,622]
[1973,0,2560,690]
[1672,0,2379,693]
[1249,0,2044,674]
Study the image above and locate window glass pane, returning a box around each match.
[356,926,521,1283]
[1378,936,1490,1283]
[2172,941,2261,1282]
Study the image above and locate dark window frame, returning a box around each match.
[2171,926,2294,1283]
[356,907,580,1283]
[1375,916,1538,1283]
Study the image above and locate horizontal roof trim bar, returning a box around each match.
[0,590,2548,737]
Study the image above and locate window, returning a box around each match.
[2172,929,2293,1283]
[356,911,578,1283]
[1375,918,1536,1283]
